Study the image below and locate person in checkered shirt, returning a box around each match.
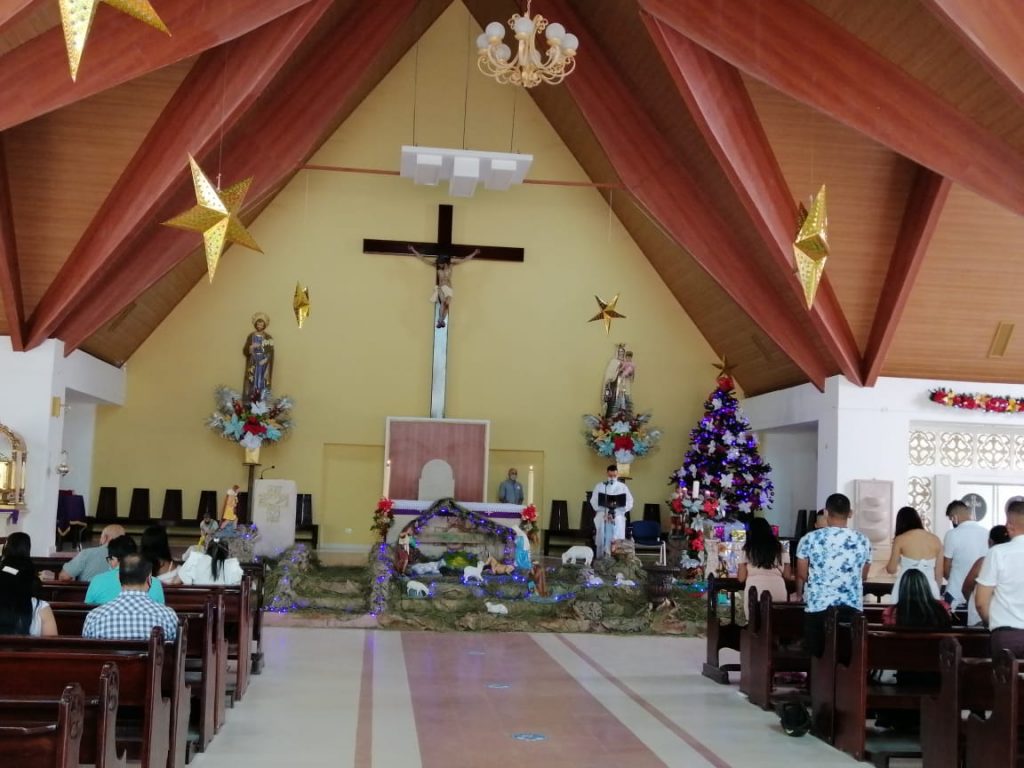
[82,554,178,641]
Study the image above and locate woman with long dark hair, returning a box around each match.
[883,568,951,628]
[0,533,56,636]
[885,506,943,600]
[178,537,243,586]
[141,525,181,584]
[737,517,792,614]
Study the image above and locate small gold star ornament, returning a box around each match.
[588,294,626,334]
[60,0,170,81]
[163,155,263,283]
[793,184,829,309]
[293,283,311,328]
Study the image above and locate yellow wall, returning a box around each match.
[92,4,721,549]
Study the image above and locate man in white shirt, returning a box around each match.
[975,500,1024,657]
[590,465,633,558]
[942,500,989,607]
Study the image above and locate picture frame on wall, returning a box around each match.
[853,479,893,547]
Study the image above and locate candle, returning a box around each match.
[692,480,700,497]
[527,466,535,506]
[382,459,391,499]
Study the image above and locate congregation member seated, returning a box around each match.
[82,554,178,641]
[85,535,166,605]
[737,517,791,615]
[975,500,1024,657]
[795,493,872,656]
[961,525,1010,626]
[58,524,126,582]
[885,506,943,600]
[0,532,56,636]
[178,538,244,586]
[141,525,181,585]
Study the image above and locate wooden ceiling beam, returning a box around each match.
[0,0,320,132]
[640,0,1024,216]
[528,0,830,388]
[924,0,1024,109]
[24,0,335,349]
[862,168,951,386]
[0,135,25,349]
[58,0,436,353]
[0,1,44,33]
[643,15,863,385]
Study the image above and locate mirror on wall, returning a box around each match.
[0,423,27,508]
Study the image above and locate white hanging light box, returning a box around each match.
[400,146,533,197]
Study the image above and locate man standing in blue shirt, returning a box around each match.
[796,493,872,656]
[85,535,166,605]
[497,468,524,505]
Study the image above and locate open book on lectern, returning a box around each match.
[597,493,627,509]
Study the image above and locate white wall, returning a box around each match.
[0,338,124,553]
[59,398,97,513]
[758,424,818,536]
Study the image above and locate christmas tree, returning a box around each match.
[670,374,774,521]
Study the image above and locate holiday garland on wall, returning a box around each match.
[670,374,774,521]
[929,387,1024,413]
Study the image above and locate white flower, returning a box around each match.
[707,441,716,453]
[721,473,734,487]
[712,398,722,409]
[611,420,632,434]
[743,473,754,482]
[249,400,269,415]
[614,449,635,464]
[737,500,752,514]
[727,448,740,460]
[722,431,735,445]
[240,433,262,450]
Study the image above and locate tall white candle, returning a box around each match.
[692,480,700,497]
[527,466,535,506]
[382,459,391,499]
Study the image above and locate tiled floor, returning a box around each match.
[191,628,920,767]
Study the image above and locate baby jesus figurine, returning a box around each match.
[482,556,516,575]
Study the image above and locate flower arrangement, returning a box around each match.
[929,387,1024,413]
[371,498,394,540]
[582,409,662,465]
[207,387,293,450]
[520,504,538,538]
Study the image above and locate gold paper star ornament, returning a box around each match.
[793,184,829,309]
[163,156,263,283]
[293,283,311,329]
[60,0,170,81]
[588,294,626,334]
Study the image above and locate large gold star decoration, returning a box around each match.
[713,357,738,377]
[60,0,170,81]
[588,294,626,335]
[793,184,829,309]
[293,283,311,329]
[163,156,263,283]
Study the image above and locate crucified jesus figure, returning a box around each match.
[408,245,479,328]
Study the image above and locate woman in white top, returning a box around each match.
[886,506,943,600]
[0,556,57,636]
[179,538,244,586]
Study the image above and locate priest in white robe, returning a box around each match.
[590,464,634,558]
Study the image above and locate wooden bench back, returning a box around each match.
[0,683,84,768]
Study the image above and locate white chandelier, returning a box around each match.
[476,1,579,88]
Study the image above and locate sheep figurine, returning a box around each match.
[614,573,637,588]
[485,601,509,615]
[409,560,443,576]
[561,545,594,567]
[463,562,485,584]
[585,573,605,587]
[406,580,430,597]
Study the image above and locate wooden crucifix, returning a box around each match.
[364,204,525,419]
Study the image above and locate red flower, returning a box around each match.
[377,498,394,512]
[521,504,537,522]
[242,422,267,435]
[613,435,634,451]
[670,497,683,513]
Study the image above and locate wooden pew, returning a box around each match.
[241,560,267,674]
[701,575,745,683]
[963,650,1024,767]
[0,662,125,768]
[919,637,996,768]
[0,683,85,768]
[832,613,991,764]
[0,628,175,768]
[51,599,220,760]
[739,589,809,709]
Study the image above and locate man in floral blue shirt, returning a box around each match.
[796,493,872,656]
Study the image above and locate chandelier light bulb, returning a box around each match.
[477,4,579,88]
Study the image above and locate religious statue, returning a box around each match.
[408,246,479,328]
[243,313,274,402]
[602,344,638,416]
[220,485,240,536]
